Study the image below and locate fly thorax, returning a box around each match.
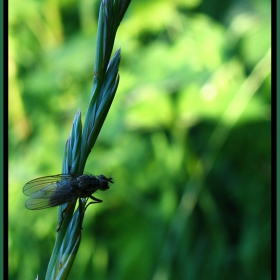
[76,175,99,195]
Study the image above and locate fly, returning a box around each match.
[23,174,113,230]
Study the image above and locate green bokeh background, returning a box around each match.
[9,0,271,279]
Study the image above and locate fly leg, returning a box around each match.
[78,197,86,230]
[77,197,101,229]
[84,195,103,212]
[56,199,77,231]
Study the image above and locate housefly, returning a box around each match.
[23,174,113,229]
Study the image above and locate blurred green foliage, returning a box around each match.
[9,0,270,279]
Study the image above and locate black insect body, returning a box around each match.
[23,174,113,229]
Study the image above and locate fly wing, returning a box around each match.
[23,174,78,210]
[23,174,75,196]
[25,181,77,210]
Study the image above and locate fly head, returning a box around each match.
[97,175,113,191]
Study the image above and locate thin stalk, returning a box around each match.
[45,1,131,279]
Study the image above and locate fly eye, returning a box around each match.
[97,175,113,190]
[100,180,110,190]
